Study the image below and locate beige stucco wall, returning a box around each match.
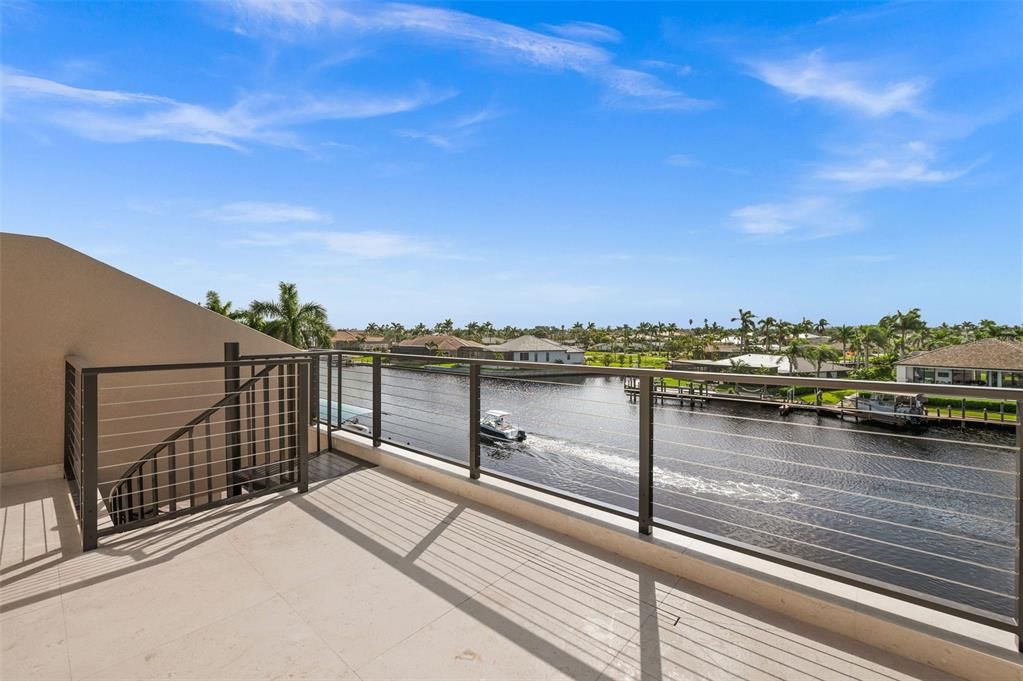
[0,233,299,473]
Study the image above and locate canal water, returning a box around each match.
[330,363,1017,620]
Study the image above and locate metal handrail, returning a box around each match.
[242,349,1023,401]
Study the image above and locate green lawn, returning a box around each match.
[584,352,669,369]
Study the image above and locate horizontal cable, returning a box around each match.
[653,420,1015,476]
[485,459,639,503]
[99,409,297,439]
[97,419,291,455]
[654,499,1015,599]
[657,486,1013,574]
[98,397,297,423]
[110,469,297,517]
[652,449,1014,526]
[99,374,293,391]
[378,398,464,421]
[654,435,1013,501]
[485,381,631,410]
[96,442,297,472]
[109,456,297,498]
[99,380,291,407]
[650,400,1016,452]
[485,374,625,392]
[384,411,467,436]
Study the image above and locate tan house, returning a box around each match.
[393,333,487,358]
[331,329,388,351]
[895,338,1023,387]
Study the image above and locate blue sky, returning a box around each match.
[2,1,1020,327]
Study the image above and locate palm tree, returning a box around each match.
[731,308,757,352]
[832,325,855,361]
[807,345,840,377]
[815,318,829,335]
[204,291,245,320]
[780,339,809,376]
[891,308,925,355]
[249,282,332,349]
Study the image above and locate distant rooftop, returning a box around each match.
[896,338,1023,370]
[487,335,582,353]
[396,334,485,351]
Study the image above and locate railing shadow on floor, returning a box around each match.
[291,464,949,681]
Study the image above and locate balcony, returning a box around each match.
[3,343,1023,680]
[0,452,977,681]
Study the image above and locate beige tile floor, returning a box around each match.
[1,456,961,681]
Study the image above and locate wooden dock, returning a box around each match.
[623,378,1017,431]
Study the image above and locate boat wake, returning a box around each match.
[526,433,799,504]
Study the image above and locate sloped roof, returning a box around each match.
[672,353,850,375]
[331,330,360,343]
[487,335,582,353]
[395,334,485,351]
[895,339,1023,370]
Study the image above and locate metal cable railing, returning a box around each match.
[66,347,312,548]
[273,348,1023,641]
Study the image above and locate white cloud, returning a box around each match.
[750,50,924,117]
[202,202,328,223]
[226,0,709,111]
[664,153,699,167]
[1,69,450,150]
[239,230,435,259]
[816,141,981,189]
[731,197,861,238]
[542,21,621,44]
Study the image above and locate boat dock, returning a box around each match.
[623,377,1017,430]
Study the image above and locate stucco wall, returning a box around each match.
[0,233,299,473]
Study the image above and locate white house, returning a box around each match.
[669,353,851,378]
[895,338,1023,387]
[488,335,585,364]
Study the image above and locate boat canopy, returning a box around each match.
[484,410,511,418]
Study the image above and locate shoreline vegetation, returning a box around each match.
[202,292,1021,423]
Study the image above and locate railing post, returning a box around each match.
[297,361,309,493]
[82,371,99,551]
[224,342,242,497]
[638,374,654,535]
[469,363,481,479]
[372,355,382,447]
[1016,398,1022,653]
[311,355,321,454]
[326,353,334,451]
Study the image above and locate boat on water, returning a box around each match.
[840,392,927,427]
[319,400,373,436]
[480,410,527,443]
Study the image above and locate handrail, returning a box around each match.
[241,349,1023,401]
[106,363,278,508]
[83,357,305,375]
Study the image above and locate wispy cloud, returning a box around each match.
[201,202,328,223]
[394,128,453,150]
[396,105,504,151]
[731,196,861,238]
[542,21,621,44]
[664,153,700,167]
[640,60,692,77]
[239,230,436,259]
[749,50,924,117]
[1,68,450,150]
[226,0,709,112]
[816,141,983,189]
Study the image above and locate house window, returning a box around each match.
[912,368,936,383]
[545,352,550,362]
[1003,372,1022,388]
[519,352,529,361]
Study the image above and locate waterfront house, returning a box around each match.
[669,352,852,377]
[331,329,389,351]
[895,338,1023,387]
[486,334,585,364]
[394,333,487,358]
